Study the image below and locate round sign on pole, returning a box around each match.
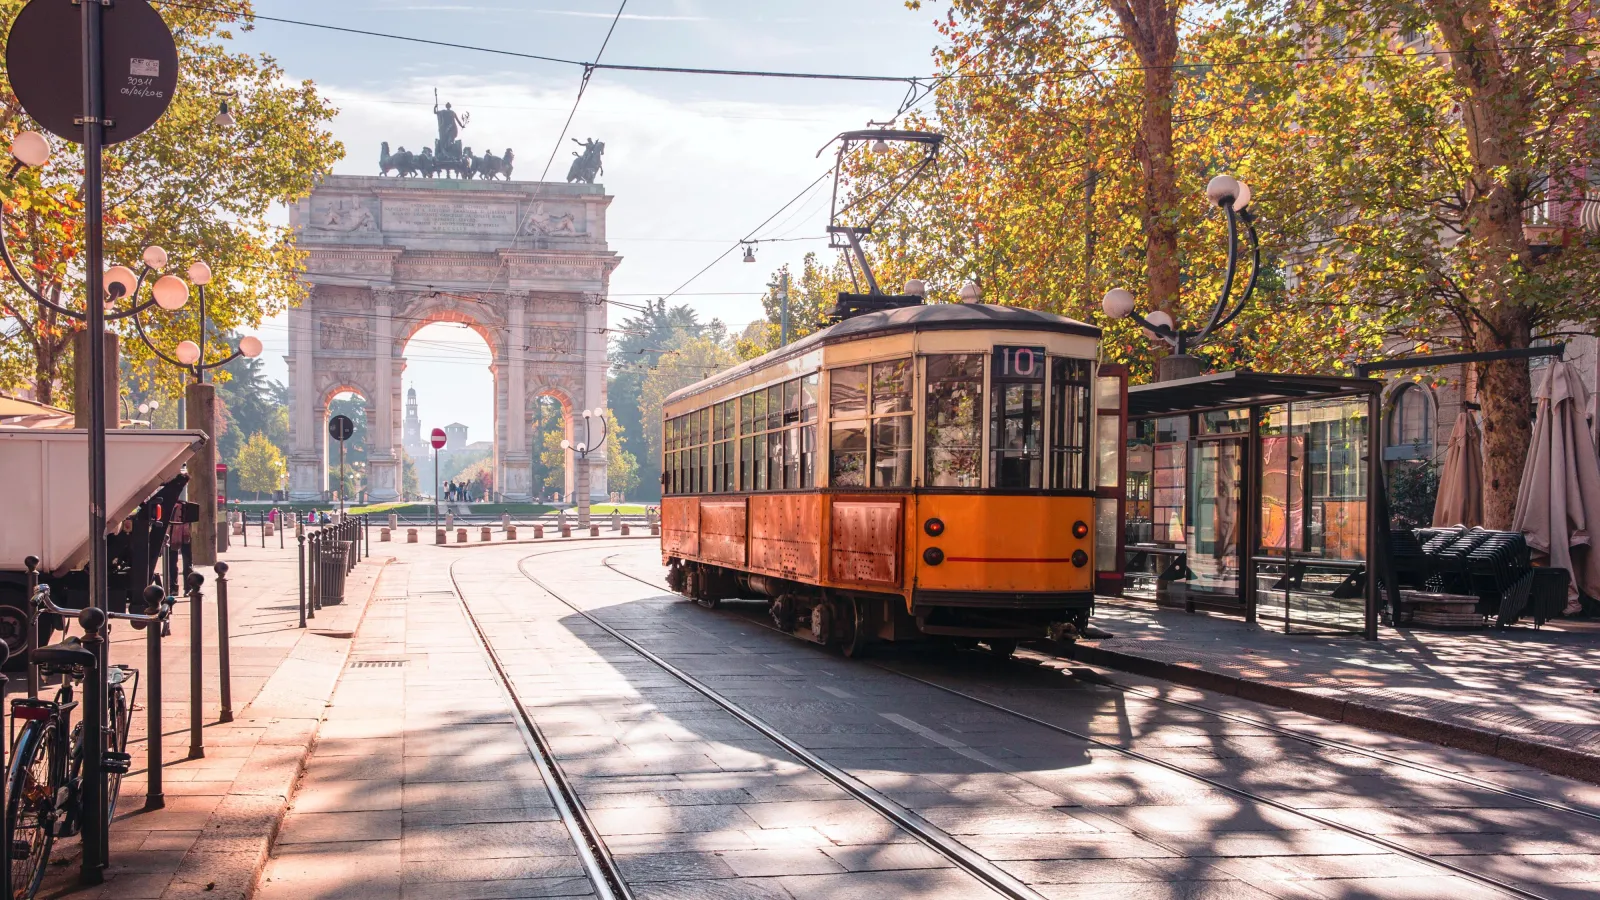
[5,0,180,145]
[328,415,355,443]
[430,428,447,450]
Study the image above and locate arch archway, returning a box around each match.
[403,321,497,504]
[320,388,372,503]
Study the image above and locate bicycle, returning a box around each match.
[6,582,176,899]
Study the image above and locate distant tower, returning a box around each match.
[402,385,423,460]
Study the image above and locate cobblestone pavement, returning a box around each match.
[1068,597,1600,776]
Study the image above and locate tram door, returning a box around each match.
[1186,436,1247,604]
[1094,364,1128,596]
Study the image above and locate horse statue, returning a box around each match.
[416,147,438,178]
[473,148,515,181]
[566,138,604,184]
[379,142,418,177]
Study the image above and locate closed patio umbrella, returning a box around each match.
[1432,409,1484,528]
[1512,360,1600,614]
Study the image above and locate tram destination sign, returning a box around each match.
[5,0,179,144]
[993,345,1047,382]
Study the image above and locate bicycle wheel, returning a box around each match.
[105,677,132,822]
[7,717,61,900]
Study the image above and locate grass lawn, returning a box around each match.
[347,500,417,515]
[581,504,650,515]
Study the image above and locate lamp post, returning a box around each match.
[1101,174,1263,382]
[560,407,608,529]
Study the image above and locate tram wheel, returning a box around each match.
[810,602,833,644]
[840,598,871,658]
[985,639,1018,659]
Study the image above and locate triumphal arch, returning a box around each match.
[285,124,618,502]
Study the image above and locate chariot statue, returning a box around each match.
[378,93,517,180]
[567,138,604,184]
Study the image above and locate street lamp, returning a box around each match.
[560,407,608,529]
[128,260,263,381]
[1101,174,1262,381]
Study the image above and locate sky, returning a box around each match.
[231,0,947,443]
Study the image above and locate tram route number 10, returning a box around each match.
[993,345,1047,382]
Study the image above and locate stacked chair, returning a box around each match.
[1388,525,1570,628]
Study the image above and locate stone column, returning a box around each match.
[72,332,119,429]
[502,294,532,499]
[186,382,219,565]
[366,293,400,500]
[583,291,608,501]
[287,304,322,499]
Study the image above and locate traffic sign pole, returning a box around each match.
[430,428,447,531]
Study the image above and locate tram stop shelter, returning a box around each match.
[1115,370,1385,639]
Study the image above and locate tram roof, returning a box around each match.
[666,302,1100,405]
[1126,369,1380,419]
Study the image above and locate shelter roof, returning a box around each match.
[1127,370,1380,419]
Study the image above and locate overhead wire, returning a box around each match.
[539,0,629,181]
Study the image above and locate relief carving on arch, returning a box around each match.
[319,316,370,351]
[527,325,580,356]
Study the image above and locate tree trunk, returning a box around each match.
[1107,0,1182,319]
[1427,2,1538,528]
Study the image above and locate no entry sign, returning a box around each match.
[5,0,180,144]
[430,427,447,450]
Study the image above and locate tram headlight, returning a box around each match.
[924,518,945,537]
[923,547,945,566]
[1071,549,1089,568]
[1072,520,1089,539]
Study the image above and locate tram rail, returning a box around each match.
[594,550,1577,900]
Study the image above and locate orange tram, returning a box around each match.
[660,302,1107,657]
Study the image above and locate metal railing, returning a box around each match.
[296,515,366,626]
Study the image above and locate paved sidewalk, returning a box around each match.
[35,539,389,899]
[1063,597,1600,781]
[254,555,591,900]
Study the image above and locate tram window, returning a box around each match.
[831,421,868,487]
[872,359,913,415]
[801,425,816,487]
[712,443,724,492]
[740,394,753,434]
[754,433,768,491]
[769,428,785,488]
[782,380,799,425]
[1050,358,1092,491]
[872,416,913,487]
[992,384,1044,489]
[783,428,800,488]
[741,437,754,491]
[801,374,819,421]
[831,365,867,417]
[925,354,984,488]
[766,385,782,430]
[753,389,768,432]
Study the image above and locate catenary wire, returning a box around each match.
[539,0,629,181]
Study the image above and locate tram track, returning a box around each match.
[447,543,639,900]
[593,551,1580,900]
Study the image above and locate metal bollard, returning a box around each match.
[187,570,206,759]
[145,585,165,810]
[24,556,40,698]
[280,511,286,549]
[214,563,234,724]
[298,531,307,628]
